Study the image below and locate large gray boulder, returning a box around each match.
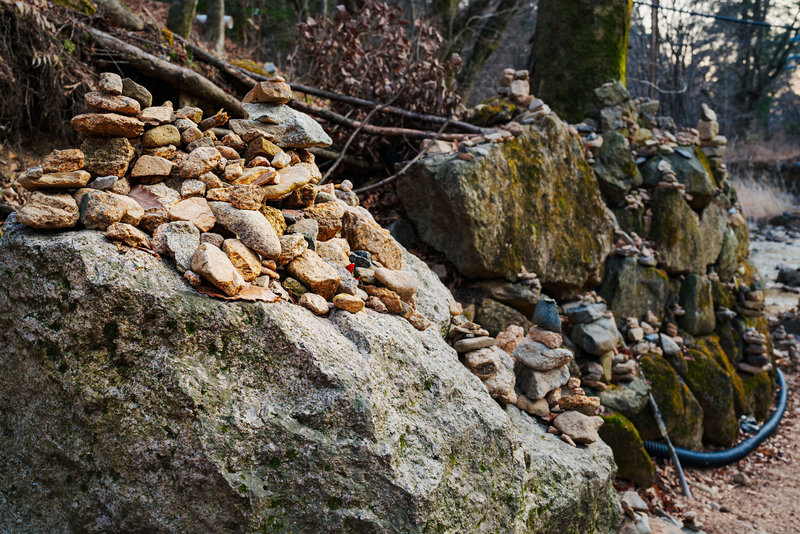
[0,217,620,533]
[398,112,613,295]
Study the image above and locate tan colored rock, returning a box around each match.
[191,243,246,296]
[483,364,517,405]
[552,411,604,444]
[181,126,203,145]
[199,171,225,190]
[216,145,240,160]
[222,238,262,282]
[242,78,292,104]
[287,249,341,300]
[363,285,404,314]
[373,267,419,300]
[558,395,600,416]
[139,209,169,233]
[515,395,550,418]
[104,222,151,248]
[41,149,84,173]
[342,209,403,270]
[260,205,286,236]
[18,170,90,191]
[227,184,266,210]
[304,201,345,241]
[85,92,140,116]
[181,179,206,198]
[316,240,350,267]
[142,124,181,147]
[246,137,282,161]
[81,137,135,177]
[118,195,144,226]
[131,155,174,181]
[272,151,292,169]
[234,166,278,186]
[333,293,365,313]
[175,106,202,122]
[168,197,217,232]
[179,147,222,179]
[222,132,246,152]
[277,233,307,265]
[144,145,177,160]
[99,72,123,95]
[16,192,79,229]
[527,326,563,349]
[209,201,281,258]
[261,166,312,200]
[80,190,127,230]
[366,295,388,313]
[495,325,525,354]
[138,104,173,126]
[299,293,330,315]
[224,162,244,182]
[70,113,144,138]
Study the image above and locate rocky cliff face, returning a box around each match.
[0,218,620,533]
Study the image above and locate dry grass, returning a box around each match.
[732,174,797,220]
[726,134,800,163]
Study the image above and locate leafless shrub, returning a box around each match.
[733,173,797,221]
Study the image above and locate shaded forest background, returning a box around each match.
[190,0,800,141]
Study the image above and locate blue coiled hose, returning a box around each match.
[644,369,788,467]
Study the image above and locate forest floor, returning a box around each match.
[644,225,800,534]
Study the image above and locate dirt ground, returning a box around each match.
[638,228,800,533]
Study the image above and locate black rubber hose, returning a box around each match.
[644,369,788,467]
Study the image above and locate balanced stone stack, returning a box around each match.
[13,73,431,330]
[741,327,771,374]
[448,302,517,404]
[698,103,728,172]
[737,288,766,319]
[566,298,627,386]
[497,68,535,107]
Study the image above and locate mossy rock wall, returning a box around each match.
[629,354,704,450]
[599,413,654,488]
[528,0,632,123]
[399,112,613,295]
[598,255,670,326]
[684,345,738,447]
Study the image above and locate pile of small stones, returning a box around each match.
[740,327,772,374]
[12,73,431,330]
[450,291,605,447]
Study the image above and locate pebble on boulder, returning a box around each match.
[16,193,79,229]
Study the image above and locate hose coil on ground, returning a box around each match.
[644,369,788,467]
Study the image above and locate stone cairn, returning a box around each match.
[12,72,430,330]
[448,279,606,447]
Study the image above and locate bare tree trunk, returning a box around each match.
[167,0,199,38]
[206,0,226,55]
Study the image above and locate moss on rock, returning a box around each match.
[399,112,613,295]
[598,255,669,324]
[629,353,704,450]
[684,344,738,447]
[599,413,654,487]
[529,0,632,122]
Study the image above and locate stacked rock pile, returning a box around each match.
[565,298,626,387]
[448,292,605,446]
[12,73,431,330]
[741,327,771,374]
[737,288,765,319]
[697,103,727,172]
[496,68,535,107]
[448,301,517,404]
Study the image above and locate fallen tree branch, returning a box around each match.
[308,147,384,171]
[172,34,258,89]
[290,99,472,141]
[86,28,246,118]
[236,71,485,134]
[320,85,406,184]
[354,115,454,194]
